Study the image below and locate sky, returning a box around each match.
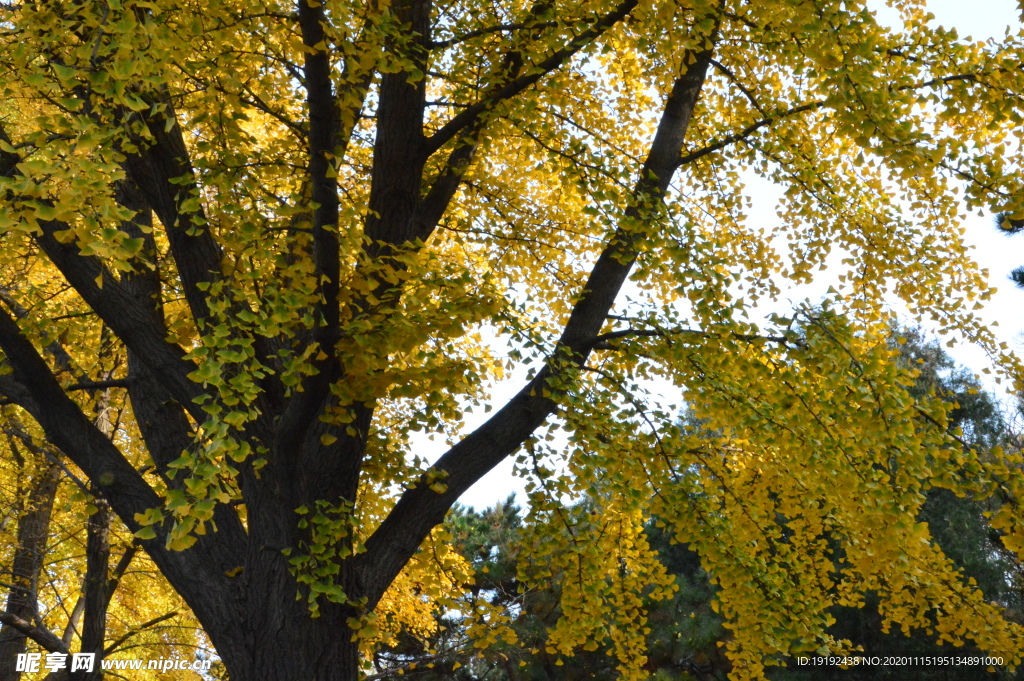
[448,0,1024,510]
[867,0,1024,378]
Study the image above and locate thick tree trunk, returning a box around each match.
[213,573,363,681]
[245,621,361,681]
[163,530,362,681]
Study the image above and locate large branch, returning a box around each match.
[316,0,634,579]
[358,43,716,605]
[123,98,223,329]
[271,0,348,501]
[396,0,636,250]
[115,179,198,480]
[276,0,431,513]
[298,0,341,337]
[362,0,433,248]
[414,130,479,242]
[0,306,246,631]
[0,614,66,655]
[0,306,160,528]
[0,288,89,394]
[409,0,548,247]
[1,125,206,424]
[30,221,207,422]
[112,181,246,545]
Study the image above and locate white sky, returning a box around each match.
[448,0,1024,510]
[868,0,1024,378]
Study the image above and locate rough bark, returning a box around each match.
[70,497,110,681]
[0,462,60,681]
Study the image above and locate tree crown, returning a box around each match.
[2,0,1024,678]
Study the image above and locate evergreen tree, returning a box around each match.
[996,214,1024,290]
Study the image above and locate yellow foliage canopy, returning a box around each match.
[1,0,1024,678]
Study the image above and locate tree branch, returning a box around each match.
[0,613,67,655]
[363,0,432,248]
[585,327,793,350]
[414,125,481,243]
[429,21,556,49]
[123,95,223,328]
[358,34,718,606]
[102,611,178,656]
[104,544,138,609]
[270,0,348,508]
[676,101,823,169]
[29,220,206,423]
[0,305,246,628]
[424,0,639,157]
[709,57,766,115]
[115,178,204,486]
[64,379,133,392]
[1,422,91,495]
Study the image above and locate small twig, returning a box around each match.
[2,426,91,494]
[710,58,767,116]
[103,611,179,656]
[0,580,34,596]
[89,2,111,65]
[429,21,557,50]
[64,378,134,392]
[677,101,822,169]
[586,327,792,350]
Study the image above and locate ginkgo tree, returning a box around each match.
[0,353,213,681]
[0,476,211,681]
[3,0,1024,678]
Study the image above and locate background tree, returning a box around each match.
[995,214,1024,290]
[0,430,61,681]
[773,326,1024,680]
[367,497,728,681]
[4,0,1024,680]
[0,417,213,681]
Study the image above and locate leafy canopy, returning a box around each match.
[2,0,1024,678]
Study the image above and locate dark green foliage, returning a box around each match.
[893,326,1006,449]
[995,212,1024,289]
[996,214,1024,234]
[769,483,1020,681]
[643,523,729,681]
[370,496,729,680]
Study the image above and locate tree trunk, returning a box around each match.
[216,579,363,681]
[70,496,110,681]
[0,461,60,681]
[245,622,361,681]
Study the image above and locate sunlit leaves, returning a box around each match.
[5,0,1024,677]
